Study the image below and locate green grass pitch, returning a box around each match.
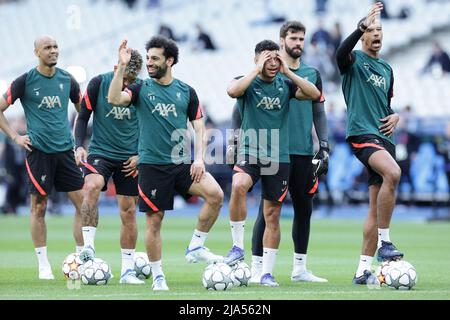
[1,214,449,300]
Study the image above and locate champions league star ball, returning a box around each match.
[231,261,251,287]
[80,258,111,285]
[384,260,417,290]
[134,252,151,280]
[62,253,84,280]
[202,262,234,291]
[375,261,393,285]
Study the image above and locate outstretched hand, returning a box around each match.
[362,2,384,29]
[118,39,132,67]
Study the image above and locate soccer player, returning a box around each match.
[0,36,84,280]
[248,21,329,283]
[335,2,404,285]
[74,50,144,284]
[224,40,321,286]
[108,37,224,291]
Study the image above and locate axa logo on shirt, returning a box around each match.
[152,103,178,117]
[256,97,281,110]
[366,73,386,90]
[106,106,131,120]
[37,96,62,109]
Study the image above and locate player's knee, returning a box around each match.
[120,207,136,223]
[84,181,102,196]
[392,166,402,184]
[206,188,224,209]
[264,207,280,226]
[384,166,401,186]
[232,179,250,197]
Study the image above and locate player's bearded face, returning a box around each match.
[283,32,305,59]
[147,58,168,79]
[146,48,170,79]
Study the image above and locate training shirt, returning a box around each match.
[3,67,81,153]
[236,75,297,163]
[127,77,203,165]
[78,72,139,160]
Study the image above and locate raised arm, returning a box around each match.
[336,2,384,74]
[277,53,320,100]
[227,51,272,98]
[108,40,133,106]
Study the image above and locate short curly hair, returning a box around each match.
[125,49,143,79]
[254,40,280,55]
[145,36,179,65]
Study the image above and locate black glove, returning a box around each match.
[312,141,329,178]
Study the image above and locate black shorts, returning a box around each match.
[348,134,396,186]
[233,158,289,203]
[25,147,84,196]
[81,154,138,196]
[289,155,318,199]
[138,163,193,212]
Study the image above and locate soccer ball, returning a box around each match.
[231,261,251,287]
[92,258,113,278]
[202,262,234,291]
[81,259,111,285]
[375,261,393,285]
[384,260,417,290]
[62,253,84,280]
[134,252,151,280]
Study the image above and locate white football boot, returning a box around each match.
[38,266,55,280]
[291,270,328,283]
[119,269,145,285]
[152,275,169,291]
[185,246,223,264]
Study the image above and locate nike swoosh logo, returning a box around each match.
[195,235,201,238]
[124,253,132,256]
[295,258,303,261]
